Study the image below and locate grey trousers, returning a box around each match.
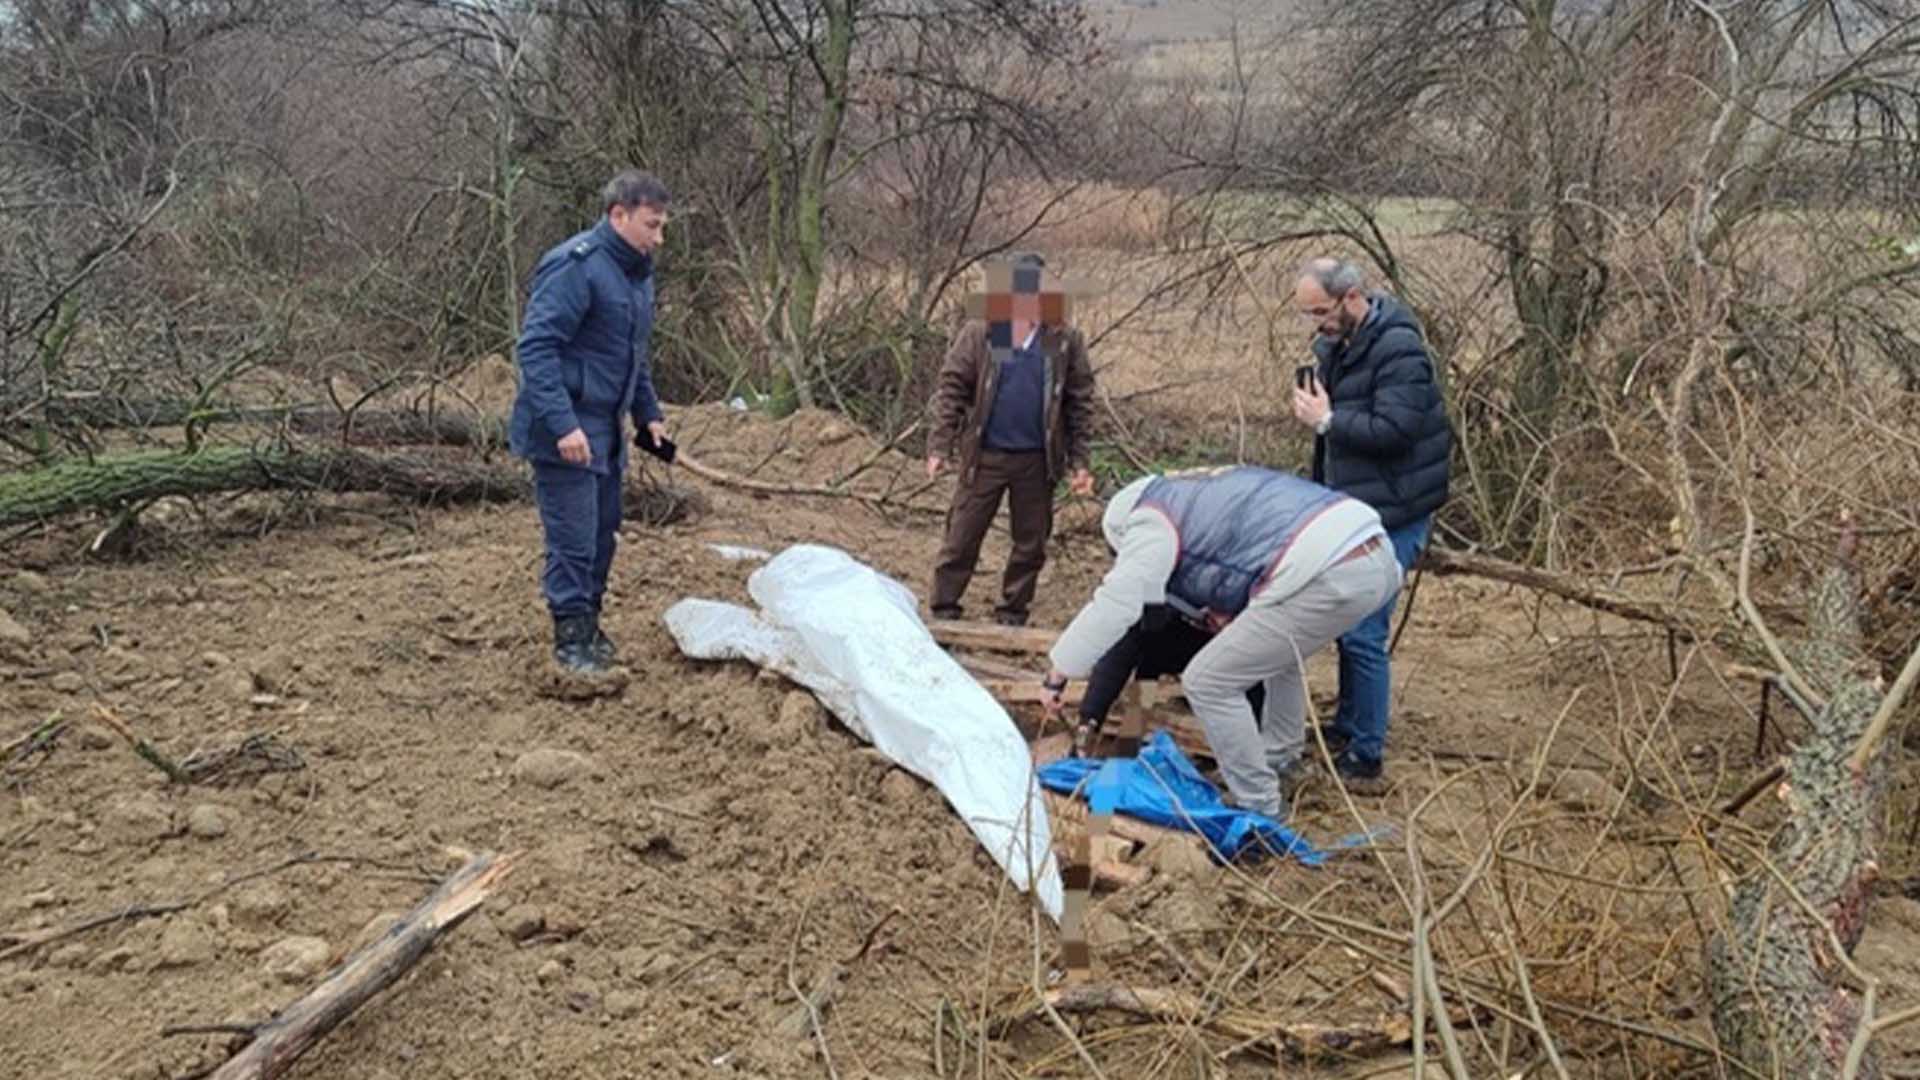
[1180,542,1402,818]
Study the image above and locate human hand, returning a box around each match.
[1069,468,1094,497]
[926,454,945,480]
[1041,670,1069,717]
[1290,380,1331,429]
[557,427,591,466]
[647,420,668,444]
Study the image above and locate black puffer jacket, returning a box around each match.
[1310,294,1450,529]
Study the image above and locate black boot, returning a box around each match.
[553,615,607,674]
[588,616,616,667]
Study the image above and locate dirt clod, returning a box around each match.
[259,935,332,984]
[501,904,546,943]
[186,804,231,839]
[511,750,600,789]
[0,607,31,649]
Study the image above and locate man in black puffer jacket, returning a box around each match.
[1288,257,1450,791]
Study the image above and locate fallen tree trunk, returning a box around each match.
[1706,525,1906,1078]
[28,396,507,448]
[0,446,526,528]
[208,851,518,1080]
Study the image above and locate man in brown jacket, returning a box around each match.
[926,253,1096,627]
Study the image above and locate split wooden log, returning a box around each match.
[207,851,518,1080]
[0,446,526,528]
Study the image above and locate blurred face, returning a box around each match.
[1009,291,1043,324]
[609,202,667,254]
[1294,277,1364,340]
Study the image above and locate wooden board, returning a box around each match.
[978,677,1086,705]
[955,654,1040,682]
[928,620,1058,654]
[1044,792,1212,858]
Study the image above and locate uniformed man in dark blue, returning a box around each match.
[508,171,671,674]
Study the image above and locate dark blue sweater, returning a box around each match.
[981,328,1047,452]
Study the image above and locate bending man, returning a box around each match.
[1070,604,1263,754]
[1040,466,1402,817]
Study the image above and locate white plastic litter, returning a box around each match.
[705,543,772,562]
[664,545,1064,921]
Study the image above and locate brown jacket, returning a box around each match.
[929,320,1095,485]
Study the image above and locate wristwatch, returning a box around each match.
[1042,673,1068,694]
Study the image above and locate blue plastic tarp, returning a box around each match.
[1037,731,1329,865]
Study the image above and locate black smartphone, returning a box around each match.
[636,428,678,463]
[1294,364,1318,392]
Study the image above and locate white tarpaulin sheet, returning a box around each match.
[663,544,1064,921]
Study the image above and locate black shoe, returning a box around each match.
[588,619,616,666]
[553,615,607,674]
[930,604,964,622]
[1315,727,1353,758]
[994,610,1028,627]
[1332,750,1387,795]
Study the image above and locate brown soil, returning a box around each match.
[4,402,1919,1079]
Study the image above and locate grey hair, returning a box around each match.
[603,170,672,212]
[1300,257,1366,298]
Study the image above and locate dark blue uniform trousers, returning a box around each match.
[532,461,623,619]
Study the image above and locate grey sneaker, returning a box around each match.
[1275,758,1314,806]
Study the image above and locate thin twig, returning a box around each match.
[91,704,192,784]
[1847,635,1920,773]
[784,894,841,1080]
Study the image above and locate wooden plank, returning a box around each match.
[1089,833,1137,865]
[956,654,1039,682]
[979,677,1085,705]
[928,620,1058,654]
[1044,792,1212,857]
[1091,859,1149,889]
[1030,733,1074,766]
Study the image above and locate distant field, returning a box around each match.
[1089,0,1299,42]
